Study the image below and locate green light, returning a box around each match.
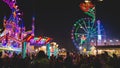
[34,37,38,40]
[74,24,76,26]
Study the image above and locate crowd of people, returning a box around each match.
[0,50,120,68]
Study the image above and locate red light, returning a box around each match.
[26,35,34,42]
[45,38,51,43]
[36,36,42,42]
[80,2,94,12]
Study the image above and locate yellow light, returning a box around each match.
[99,0,103,1]
[85,0,90,3]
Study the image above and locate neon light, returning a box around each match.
[0,0,52,54]
[98,35,101,40]
[22,42,26,58]
[45,38,51,43]
[36,36,42,42]
[3,0,15,9]
[80,2,94,12]
[26,35,34,42]
[71,1,96,51]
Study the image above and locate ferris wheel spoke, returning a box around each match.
[91,32,97,36]
[74,33,87,35]
[91,29,97,35]
[78,23,88,33]
[83,20,89,32]
[87,19,92,33]
[91,26,97,33]
[75,25,87,34]
[91,28,96,33]
[91,22,95,32]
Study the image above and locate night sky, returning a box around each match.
[0,0,120,51]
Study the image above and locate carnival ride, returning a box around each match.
[0,0,52,54]
[0,0,23,52]
[71,0,105,51]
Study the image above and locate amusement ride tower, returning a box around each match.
[0,0,35,52]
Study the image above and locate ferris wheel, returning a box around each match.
[71,17,96,50]
[71,18,105,50]
[71,1,105,51]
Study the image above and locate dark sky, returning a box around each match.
[0,0,120,51]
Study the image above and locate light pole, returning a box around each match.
[94,0,103,55]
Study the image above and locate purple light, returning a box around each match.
[16,9,19,11]
[116,40,119,42]
[104,40,106,43]
[110,40,113,42]
[18,18,21,21]
[12,0,15,2]
[2,0,15,9]
[17,13,21,15]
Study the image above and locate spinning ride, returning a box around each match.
[0,0,23,51]
[0,0,52,52]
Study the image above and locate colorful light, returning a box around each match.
[0,0,53,55]
[45,37,51,43]
[26,35,34,42]
[80,1,94,12]
[36,36,42,42]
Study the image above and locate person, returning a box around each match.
[0,51,3,68]
[64,52,73,68]
[32,50,50,68]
